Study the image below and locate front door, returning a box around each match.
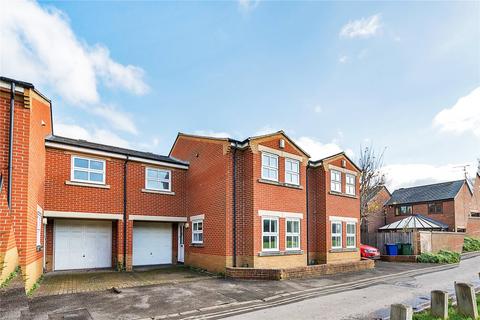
[178,223,185,263]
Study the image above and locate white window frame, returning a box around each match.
[261,152,279,182]
[346,222,356,248]
[346,173,356,196]
[262,216,279,252]
[285,218,300,251]
[36,207,43,246]
[71,155,106,185]
[330,170,342,193]
[331,221,342,249]
[192,220,203,244]
[145,167,172,192]
[285,158,300,186]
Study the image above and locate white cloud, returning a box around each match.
[55,123,131,148]
[0,0,148,105]
[294,136,353,160]
[313,105,323,113]
[338,55,349,64]
[433,87,480,138]
[238,0,259,12]
[91,104,138,135]
[382,162,476,191]
[193,130,231,138]
[340,14,382,39]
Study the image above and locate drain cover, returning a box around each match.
[48,308,93,320]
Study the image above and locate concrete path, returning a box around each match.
[20,260,456,320]
[222,256,480,320]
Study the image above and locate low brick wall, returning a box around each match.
[467,217,480,238]
[381,255,417,263]
[225,259,375,280]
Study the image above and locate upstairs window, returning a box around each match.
[331,170,342,193]
[331,221,342,249]
[286,218,300,250]
[261,153,278,181]
[346,174,356,195]
[395,205,413,216]
[192,220,203,244]
[71,156,105,184]
[346,222,356,248]
[262,217,279,251]
[146,168,171,191]
[428,202,443,214]
[285,158,300,185]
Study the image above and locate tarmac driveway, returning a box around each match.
[16,261,449,320]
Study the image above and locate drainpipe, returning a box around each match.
[232,145,237,267]
[306,165,309,265]
[123,156,129,271]
[7,82,15,210]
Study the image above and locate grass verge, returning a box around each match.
[26,274,44,296]
[413,295,480,320]
[417,250,461,264]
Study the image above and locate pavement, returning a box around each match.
[0,260,458,320]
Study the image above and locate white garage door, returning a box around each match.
[54,219,112,271]
[133,222,172,266]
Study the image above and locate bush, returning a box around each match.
[463,237,480,252]
[417,250,460,264]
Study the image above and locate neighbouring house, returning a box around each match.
[0,76,364,291]
[385,179,475,233]
[361,185,391,236]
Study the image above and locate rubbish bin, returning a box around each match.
[401,243,413,255]
[385,244,398,256]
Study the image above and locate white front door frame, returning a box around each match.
[178,223,185,263]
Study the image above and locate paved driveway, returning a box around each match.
[34,266,214,297]
[13,261,451,320]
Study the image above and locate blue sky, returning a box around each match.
[1,0,479,189]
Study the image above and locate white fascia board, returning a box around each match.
[328,216,358,223]
[0,80,25,92]
[190,214,205,221]
[129,215,187,222]
[258,210,303,219]
[44,210,123,220]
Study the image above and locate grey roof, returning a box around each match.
[378,214,448,231]
[46,135,188,167]
[386,180,466,205]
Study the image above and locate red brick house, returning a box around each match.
[360,185,391,235]
[0,77,363,290]
[384,180,475,232]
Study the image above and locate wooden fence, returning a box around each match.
[361,231,415,255]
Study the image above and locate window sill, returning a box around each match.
[258,179,303,190]
[328,191,357,199]
[329,248,358,253]
[65,180,110,189]
[141,189,175,196]
[258,250,304,257]
[190,243,204,248]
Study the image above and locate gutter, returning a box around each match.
[306,165,309,265]
[7,82,15,210]
[232,144,238,267]
[123,156,129,270]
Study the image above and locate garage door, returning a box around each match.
[133,222,172,266]
[54,219,112,271]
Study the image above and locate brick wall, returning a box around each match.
[225,259,374,280]
[466,217,480,238]
[417,231,465,254]
[364,187,390,233]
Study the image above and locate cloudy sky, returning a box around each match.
[1,0,479,190]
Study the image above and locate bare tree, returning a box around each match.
[359,145,386,230]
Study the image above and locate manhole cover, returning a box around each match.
[48,308,93,320]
